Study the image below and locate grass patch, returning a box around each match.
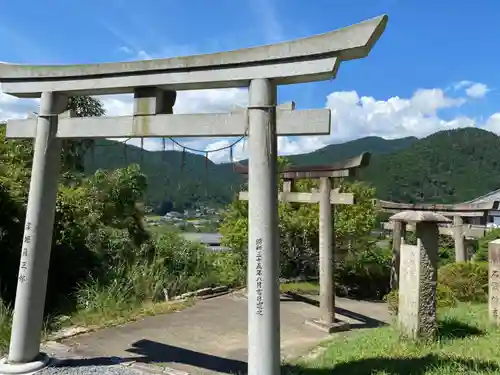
[148,224,180,236]
[0,299,69,356]
[285,303,500,374]
[145,215,162,221]
[68,299,192,329]
[0,299,12,355]
[280,282,319,295]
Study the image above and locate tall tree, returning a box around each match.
[62,96,106,174]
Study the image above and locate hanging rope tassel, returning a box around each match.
[167,136,246,196]
[241,136,247,158]
[177,147,187,193]
[180,147,186,171]
[162,137,166,161]
[90,141,95,167]
[140,138,144,164]
[230,144,235,172]
[123,140,128,164]
[205,151,209,197]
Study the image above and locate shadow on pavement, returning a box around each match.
[283,291,388,329]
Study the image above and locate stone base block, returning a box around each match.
[305,318,350,334]
[0,353,50,374]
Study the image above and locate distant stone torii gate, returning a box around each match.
[377,199,498,289]
[0,15,388,375]
[237,152,371,333]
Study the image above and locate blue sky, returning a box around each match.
[0,0,499,162]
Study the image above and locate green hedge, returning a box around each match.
[438,261,488,302]
[336,245,392,300]
[384,260,488,314]
[384,284,457,315]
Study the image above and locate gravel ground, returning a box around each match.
[37,364,142,375]
[35,357,153,375]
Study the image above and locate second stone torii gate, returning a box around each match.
[377,199,498,290]
[237,152,371,333]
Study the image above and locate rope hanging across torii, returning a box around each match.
[161,134,247,195]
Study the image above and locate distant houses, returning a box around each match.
[143,205,222,232]
[180,232,230,252]
[464,189,500,227]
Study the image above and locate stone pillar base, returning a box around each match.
[0,353,50,374]
[305,318,350,334]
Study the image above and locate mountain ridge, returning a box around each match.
[83,127,500,212]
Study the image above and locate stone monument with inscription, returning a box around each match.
[0,15,388,375]
[390,210,450,340]
[380,200,496,289]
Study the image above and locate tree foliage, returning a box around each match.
[62,96,106,174]
[220,156,378,279]
[0,96,150,312]
[360,128,500,203]
[0,95,246,324]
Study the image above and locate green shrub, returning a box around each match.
[207,250,246,288]
[438,261,488,302]
[74,230,245,318]
[475,229,500,262]
[336,246,391,300]
[384,288,398,314]
[438,246,455,266]
[384,284,457,315]
[438,234,454,251]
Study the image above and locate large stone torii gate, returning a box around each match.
[377,199,498,289]
[237,153,370,333]
[0,15,388,375]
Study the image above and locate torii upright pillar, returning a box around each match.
[318,176,335,327]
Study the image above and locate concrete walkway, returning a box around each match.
[56,291,390,374]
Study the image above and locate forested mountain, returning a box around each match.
[359,128,500,203]
[287,135,418,165]
[83,128,500,212]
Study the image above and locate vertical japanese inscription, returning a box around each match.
[255,238,264,316]
[18,221,33,284]
[398,244,420,336]
[491,269,500,319]
[489,243,500,324]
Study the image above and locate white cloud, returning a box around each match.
[194,85,497,163]
[465,83,490,98]
[484,113,500,134]
[453,80,473,91]
[323,88,472,142]
[0,84,38,121]
[118,46,133,55]
[2,82,499,164]
[99,88,248,159]
[452,80,491,98]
